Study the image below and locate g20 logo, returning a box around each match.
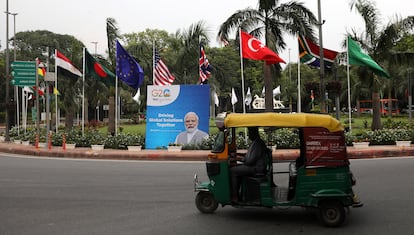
[151,89,171,97]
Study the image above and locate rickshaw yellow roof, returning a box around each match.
[223,113,344,132]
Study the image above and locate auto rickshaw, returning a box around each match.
[194,112,363,227]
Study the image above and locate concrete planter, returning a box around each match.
[395,141,411,147]
[21,141,31,146]
[65,143,76,149]
[168,146,182,152]
[127,146,142,152]
[38,142,47,148]
[352,142,370,148]
[268,145,277,152]
[91,144,104,151]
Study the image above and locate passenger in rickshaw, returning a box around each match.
[230,127,268,202]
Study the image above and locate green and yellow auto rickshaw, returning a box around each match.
[194,112,362,227]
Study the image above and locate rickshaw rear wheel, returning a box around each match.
[318,200,346,227]
[195,192,218,213]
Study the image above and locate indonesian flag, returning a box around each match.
[55,49,82,77]
[240,30,285,65]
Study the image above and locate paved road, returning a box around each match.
[1,153,414,234]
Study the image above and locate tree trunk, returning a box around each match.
[371,81,382,130]
[108,96,115,135]
[264,64,273,112]
[388,83,392,117]
[65,110,74,131]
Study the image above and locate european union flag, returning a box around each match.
[116,40,144,90]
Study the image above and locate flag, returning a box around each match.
[53,87,60,96]
[23,86,33,100]
[36,59,46,78]
[85,49,116,86]
[245,87,252,105]
[199,44,212,83]
[132,89,140,104]
[213,91,219,107]
[153,49,175,86]
[347,36,390,78]
[37,68,45,78]
[310,90,315,102]
[273,85,281,96]
[32,86,44,96]
[219,36,229,46]
[55,50,82,77]
[298,35,338,69]
[23,86,33,94]
[240,30,286,64]
[116,40,144,90]
[231,88,238,105]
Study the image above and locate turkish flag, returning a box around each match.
[240,30,286,64]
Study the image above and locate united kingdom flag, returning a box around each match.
[199,44,212,84]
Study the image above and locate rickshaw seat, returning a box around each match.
[247,148,273,182]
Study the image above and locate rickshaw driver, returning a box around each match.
[230,127,268,202]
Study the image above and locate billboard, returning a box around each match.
[145,85,210,149]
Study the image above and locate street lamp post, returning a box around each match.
[9,12,19,135]
[4,0,11,141]
[91,41,98,55]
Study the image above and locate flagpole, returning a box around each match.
[239,28,246,115]
[238,29,248,141]
[346,36,352,132]
[55,49,58,133]
[82,47,85,136]
[297,47,301,113]
[152,40,155,84]
[21,88,25,132]
[115,73,118,136]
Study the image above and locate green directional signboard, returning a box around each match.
[11,61,36,86]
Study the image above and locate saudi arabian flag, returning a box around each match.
[85,49,116,86]
[348,36,390,78]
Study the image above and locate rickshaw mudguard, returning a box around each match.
[194,160,232,203]
[309,189,354,206]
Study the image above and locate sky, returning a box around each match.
[1,0,413,66]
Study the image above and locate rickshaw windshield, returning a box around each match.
[211,131,225,153]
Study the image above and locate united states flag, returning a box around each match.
[199,44,212,84]
[153,49,175,86]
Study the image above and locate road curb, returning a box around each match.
[0,142,413,161]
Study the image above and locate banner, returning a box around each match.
[145,85,210,149]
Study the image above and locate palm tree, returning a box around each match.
[218,0,318,111]
[349,0,414,130]
[175,21,210,84]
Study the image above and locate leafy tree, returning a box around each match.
[218,0,317,111]
[348,0,414,130]
[10,30,84,130]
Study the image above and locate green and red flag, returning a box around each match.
[85,49,115,86]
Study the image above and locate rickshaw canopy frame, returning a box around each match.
[223,113,344,132]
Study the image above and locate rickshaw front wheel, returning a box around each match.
[195,192,218,213]
[318,200,346,227]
